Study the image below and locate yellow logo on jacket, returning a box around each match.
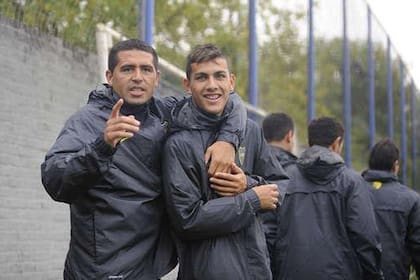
[372,181,382,189]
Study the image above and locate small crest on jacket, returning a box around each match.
[161,120,169,133]
[238,145,246,166]
[372,181,382,189]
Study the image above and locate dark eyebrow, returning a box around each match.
[120,64,135,69]
[193,72,208,77]
[120,63,154,69]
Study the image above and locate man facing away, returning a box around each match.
[40,39,247,279]
[161,43,288,280]
[261,112,297,269]
[362,138,420,279]
[268,116,383,280]
[262,112,297,168]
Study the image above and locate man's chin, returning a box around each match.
[204,103,225,115]
[126,96,149,105]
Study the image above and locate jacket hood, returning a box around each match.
[88,84,118,108]
[169,98,230,133]
[297,145,345,185]
[88,84,155,121]
[361,169,398,183]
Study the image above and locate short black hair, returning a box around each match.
[185,43,228,80]
[108,39,158,72]
[262,113,294,142]
[308,117,344,147]
[368,138,399,171]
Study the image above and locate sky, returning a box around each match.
[366,0,420,88]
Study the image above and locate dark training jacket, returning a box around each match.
[40,85,245,280]
[270,145,383,280]
[269,145,297,169]
[363,169,420,280]
[162,99,288,280]
[261,145,297,270]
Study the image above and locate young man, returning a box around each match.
[161,43,288,280]
[269,117,383,280]
[40,39,247,279]
[262,112,297,168]
[261,112,297,271]
[362,138,420,279]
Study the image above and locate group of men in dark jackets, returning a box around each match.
[262,112,420,280]
[41,38,420,280]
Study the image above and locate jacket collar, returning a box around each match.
[361,169,398,183]
[87,84,157,122]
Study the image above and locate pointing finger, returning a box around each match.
[110,99,124,119]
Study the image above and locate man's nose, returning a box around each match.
[132,68,143,81]
[206,76,217,90]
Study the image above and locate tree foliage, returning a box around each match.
[1,0,419,176]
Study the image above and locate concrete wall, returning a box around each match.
[0,18,99,279]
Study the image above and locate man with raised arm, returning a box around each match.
[41,39,247,280]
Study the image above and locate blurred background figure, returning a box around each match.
[362,138,420,280]
[263,112,297,169]
[269,117,383,280]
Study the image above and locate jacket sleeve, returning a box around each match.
[162,92,246,150]
[40,113,115,204]
[162,137,262,240]
[215,92,246,150]
[346,177,384,280]
[407,193,420,276]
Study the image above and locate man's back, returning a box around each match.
[272,145,382,280]
[363,169,420,279]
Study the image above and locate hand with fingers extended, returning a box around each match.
[252,184,279,210]
[210,163,246,197]
[205,141,235,177]
[104,99,141,148]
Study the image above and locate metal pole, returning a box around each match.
[400,61,407,184]
[137,0,146,41]
[95,23,110,83]
[387,37,394,139]
[411,83,417,189]
[367,6,375,149]
[248,0,258,120]
[145,0,154,45]
[137,0,154,45]
[307,0,315,124]
[342,0,352,166]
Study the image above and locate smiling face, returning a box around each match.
[106,50,160,105]
[183,58,235,115]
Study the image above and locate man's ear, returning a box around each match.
[229,73,236,92]
[285,130,293,143]
[106,70,113,85]
[392,160,400,175]
[154,70,161,87]
[330,136,343,154]
[182,77,191,95]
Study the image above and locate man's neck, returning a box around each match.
[269,141,292,153]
